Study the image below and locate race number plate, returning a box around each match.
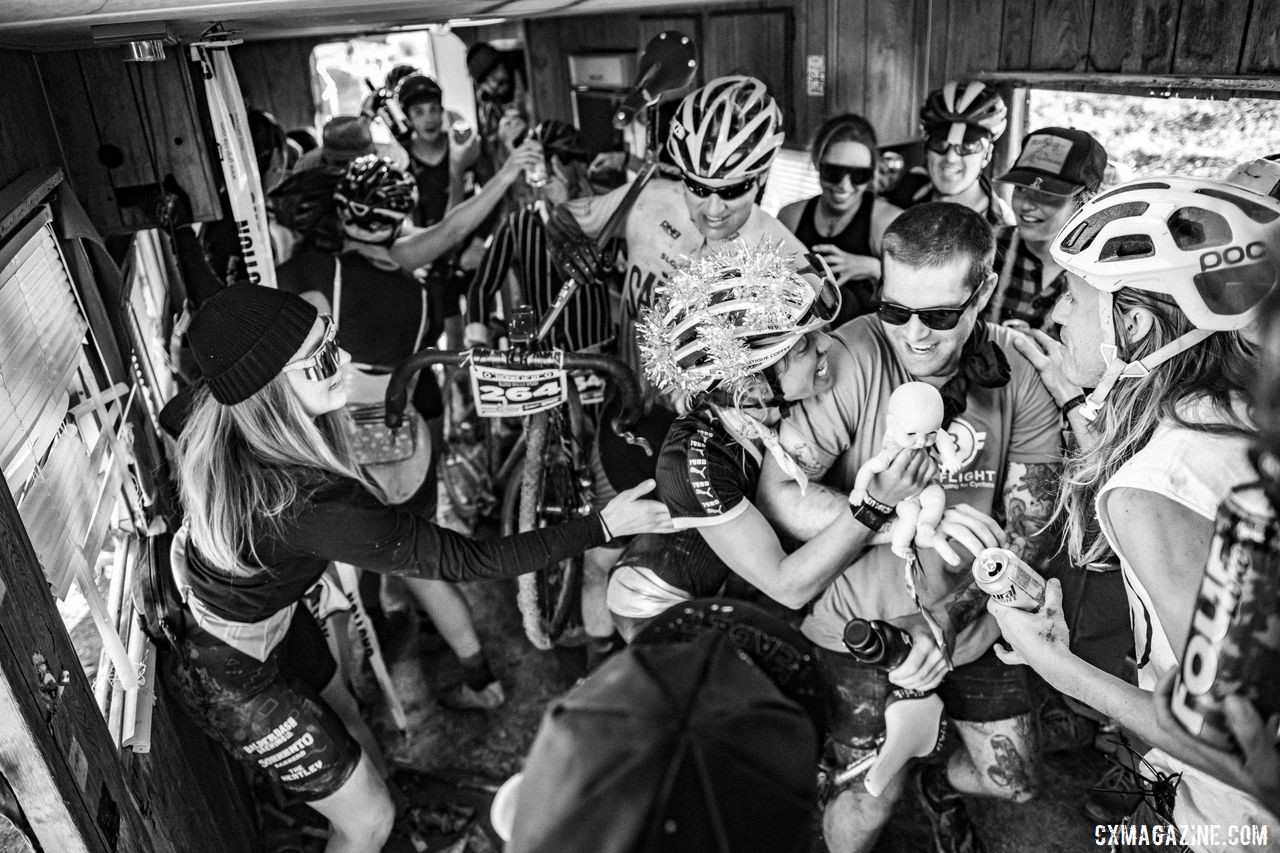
[573,371,607,406]
[471,364,567,417]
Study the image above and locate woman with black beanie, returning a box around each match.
[161,284,672,852]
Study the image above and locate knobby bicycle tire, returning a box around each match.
[512,395,589,650]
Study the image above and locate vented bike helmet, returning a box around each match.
[638,241,839,397]
[334,155,418,244]
[532,119,591,163]
[1051,175,1280,419]
[667,76,784,183]
[920,81,1007,142]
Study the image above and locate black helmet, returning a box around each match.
[396,72,443,111]
[532,120,590,162]
[334,155,417,243]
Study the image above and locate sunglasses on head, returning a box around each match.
[683,175,757,201]
[925,136,988,157]
[875,284,983,330]
[283,315,341,381]
[818,163,875,186]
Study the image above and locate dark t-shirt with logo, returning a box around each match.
[776,315,1061,651]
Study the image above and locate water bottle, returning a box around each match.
[843,618,913,670]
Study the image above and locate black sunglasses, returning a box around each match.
[683,175,757,201]
[876,285,983,330]
[818,163,875,186]
[925,136,988,157]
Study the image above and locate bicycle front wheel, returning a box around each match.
[512,408,586,650]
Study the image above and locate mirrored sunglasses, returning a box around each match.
[818,163,875,186]
[283,315,341,381]
[925,136,988,157]
[683,175,757,200]
[875,285,982,331]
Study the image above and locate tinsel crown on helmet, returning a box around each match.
[638,240,820,396]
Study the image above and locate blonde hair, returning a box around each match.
[1059,288,1255,565]
[177,377,369,577]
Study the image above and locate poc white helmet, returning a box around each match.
[1051,175,1280,419]
[667,76,785,183]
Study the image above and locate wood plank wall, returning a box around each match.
[0,50,66,189]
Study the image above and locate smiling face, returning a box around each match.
[282,316,350,417]
[819,140,874,214]
[407,101,444,139]
[1050,272,1110,387]
[927,136,992,198]
[880,253,989,384]
[1012,185,1078,245]
[775,330,834,400]
[682,181,755,242]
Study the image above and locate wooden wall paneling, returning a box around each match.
[998,0,1035,70]
[1172,0,1251,74]
[704,8,793,140]
[37,51,125,234]
[1028,0,1092,71]
[525,15,640,124]
[127,57,220,225]
[943,0,1006,79]
[1240,1,1280,74]
[1087,0,1139,71]
[233,38,323,133]
[925,0,951,91]
[864,0,921,145]
[833,0,869,119]
[1118,0,1179,72]
[791,0,829,146]
[0,51,65,192]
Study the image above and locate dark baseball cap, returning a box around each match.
[506,600,824,853]
[295,116,376,171]
[997,127,1107,197]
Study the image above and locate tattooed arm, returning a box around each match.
[1002,461,1061,570]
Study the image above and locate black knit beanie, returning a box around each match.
[186,284,318,404]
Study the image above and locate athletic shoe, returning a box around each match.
[439,680,505,711]
[913,763,988,853]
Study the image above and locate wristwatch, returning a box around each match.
[849,498,894,532]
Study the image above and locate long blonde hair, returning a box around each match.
[1060,288,1255,565]
[177,377,368,577]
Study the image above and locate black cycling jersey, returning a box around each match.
[406,144,450,228]
[465,205,613,353]
[615,411,758,599]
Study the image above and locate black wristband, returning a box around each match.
[862,492,895,515]
[849,500,893,532]
[1061,394,1088,417]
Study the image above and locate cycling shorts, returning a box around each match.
[817,644,1035,767]
[161,605,360,800]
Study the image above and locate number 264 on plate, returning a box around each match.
[470,364,568,417]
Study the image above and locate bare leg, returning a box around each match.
[320,671,388,779]
[823,764,908,853]
[308,752,395,853]
[402,578,483,660]
[947,713,1041,803]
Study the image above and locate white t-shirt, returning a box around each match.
[1096,399,1279,848]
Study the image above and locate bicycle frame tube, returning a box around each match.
[384,347,652,456]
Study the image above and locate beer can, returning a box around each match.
[973,547,1046,612]
[1171,483,1280,751]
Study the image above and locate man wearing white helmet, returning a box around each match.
[560,75,807,489]
[990,175,1280,849]
[888,80,1016,229]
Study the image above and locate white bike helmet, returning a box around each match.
[1051,175,1280,419]
[920,80,1008,142]
[639,242,839,397]
[667,76,784,183]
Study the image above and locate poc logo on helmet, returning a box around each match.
[1199,241,1266,272]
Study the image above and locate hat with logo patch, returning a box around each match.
[997,127,1107,197]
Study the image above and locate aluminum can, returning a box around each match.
[973,547,1046,612]
[1172,483,1280,750]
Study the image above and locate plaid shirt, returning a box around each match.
[984,228,1067,330]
